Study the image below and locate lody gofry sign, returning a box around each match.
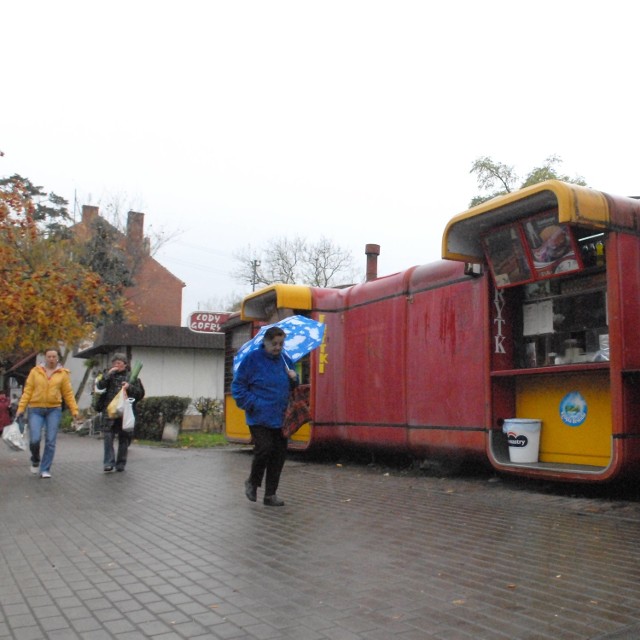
[187,311,231,334]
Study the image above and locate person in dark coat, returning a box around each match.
[232,327,298,506]
[95,353,144,472]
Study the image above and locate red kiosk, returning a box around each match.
[224,180,640,483]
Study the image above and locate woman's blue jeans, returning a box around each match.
[28,407,62,473]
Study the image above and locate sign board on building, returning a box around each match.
[187,311,231,334]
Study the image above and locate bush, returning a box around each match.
[134,396,191,441]
[194,397,224,432]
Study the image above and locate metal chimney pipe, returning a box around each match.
[365,244,381,281]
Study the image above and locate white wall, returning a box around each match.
[129,347,224,400]
[70,348,224,411]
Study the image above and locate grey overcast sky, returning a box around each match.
[2,0,639,322]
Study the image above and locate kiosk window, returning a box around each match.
[519,281,608,368]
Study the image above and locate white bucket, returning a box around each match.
[504,418,541,463]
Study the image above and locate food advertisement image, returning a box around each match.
[523,212,581,278]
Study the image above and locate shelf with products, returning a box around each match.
[577,232,606,270]
[513,267,609,370]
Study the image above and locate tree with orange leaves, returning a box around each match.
[0,174,121,360]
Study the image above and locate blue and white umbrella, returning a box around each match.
[233,315,326,375]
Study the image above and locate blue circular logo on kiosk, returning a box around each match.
[559,391,587,427]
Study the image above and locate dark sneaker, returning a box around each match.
[115,466,125,472]
[263,495,285,507]
[244,480,257,502]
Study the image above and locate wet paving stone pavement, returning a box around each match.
[2,433,640,639]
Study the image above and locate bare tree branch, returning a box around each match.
[302,236,355,287]
[232,236,356,289]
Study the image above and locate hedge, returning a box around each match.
[134,396,191,441]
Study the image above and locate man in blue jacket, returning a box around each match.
[232,327,298,506]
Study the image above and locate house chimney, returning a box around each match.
[82,205,99,224]
[365,244,380,281]
[127,211,145,252]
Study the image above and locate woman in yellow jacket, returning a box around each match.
[16,348,79,478]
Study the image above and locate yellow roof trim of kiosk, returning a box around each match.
[442,180,640,263]
[241,284,312,321]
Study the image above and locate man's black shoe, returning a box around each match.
[263,495,285,507]
[245,480,257,502]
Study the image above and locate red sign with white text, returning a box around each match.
[188,311,231,334]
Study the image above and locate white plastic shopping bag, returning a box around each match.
[122,398,136,432]
[2,421,26,451]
